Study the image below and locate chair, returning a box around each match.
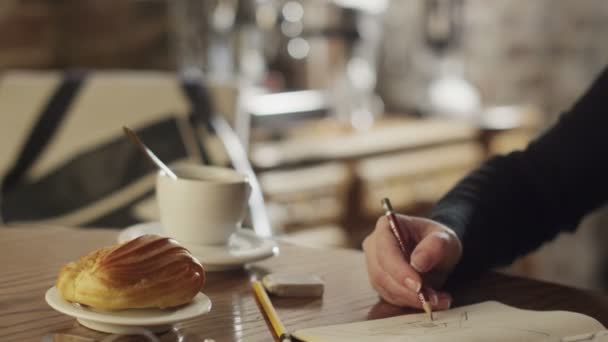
[0,70,272,237]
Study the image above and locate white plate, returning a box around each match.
[117,222,279,271]
[45,287,211,334]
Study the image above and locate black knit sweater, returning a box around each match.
[429,67,608,280]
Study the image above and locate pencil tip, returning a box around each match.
[423,302,433,321]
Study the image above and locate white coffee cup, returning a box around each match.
[156,162,251,245]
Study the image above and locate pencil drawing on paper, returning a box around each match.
[319,307,553,340]
[291,301,606,342]
[363,310,470,335]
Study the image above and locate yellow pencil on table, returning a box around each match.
[251,280,292,342]
[381,198,433,321]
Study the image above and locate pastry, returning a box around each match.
[56,234,205,310]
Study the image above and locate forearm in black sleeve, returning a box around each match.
[429,67,608,279]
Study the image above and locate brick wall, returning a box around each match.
[379,0,608,116]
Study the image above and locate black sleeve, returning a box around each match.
[429,67,608,280]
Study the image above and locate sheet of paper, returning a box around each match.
[293,301,605,342]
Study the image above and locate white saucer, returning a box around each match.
[117,222,279,271]
[45,287,211,334]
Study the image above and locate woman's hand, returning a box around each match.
[362,214,462,309]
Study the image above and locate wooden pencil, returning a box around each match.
[252,280,292,341]
[382,198,434,321]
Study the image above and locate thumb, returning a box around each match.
[410,230,453,274]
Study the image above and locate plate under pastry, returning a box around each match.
[45,287,212,334]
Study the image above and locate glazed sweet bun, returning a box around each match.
[56,234,205,310]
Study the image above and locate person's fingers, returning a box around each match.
[436,292,452,310]
[367,254,424,308]
[410,230,453,273]
[372,273,422,308]
[364,215,459,309]
[363,232,423,308]
[424,288,452,310]
[375,216,423,292]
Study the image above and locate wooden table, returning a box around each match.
[3,226,608,342]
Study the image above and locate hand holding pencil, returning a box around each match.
[362,199,462,312]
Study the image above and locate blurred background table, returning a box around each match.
[3,225,608,342]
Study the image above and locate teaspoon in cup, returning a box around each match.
[123,126,178,180]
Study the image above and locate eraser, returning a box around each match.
[262,273,324,297]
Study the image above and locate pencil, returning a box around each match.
[251,280,292,342]
[381,198,434,321]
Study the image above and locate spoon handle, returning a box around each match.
[123,126,178,180]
